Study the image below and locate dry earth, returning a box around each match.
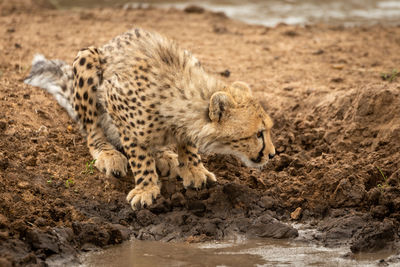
[1,1,400,265]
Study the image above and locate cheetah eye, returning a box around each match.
[256,131,263,138]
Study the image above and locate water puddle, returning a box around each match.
[52,0,400,26]
[81,238,394,267]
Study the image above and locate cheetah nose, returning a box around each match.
[268,153,275,159]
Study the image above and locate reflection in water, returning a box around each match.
[53,0,400,26]
[82,238,394,267]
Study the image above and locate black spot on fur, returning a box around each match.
[87,77,93,85]
[79,77,84,88]
[79,57,86,66]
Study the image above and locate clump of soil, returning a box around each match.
[0,1,400,265]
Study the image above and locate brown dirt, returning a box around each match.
[1,1,400,266]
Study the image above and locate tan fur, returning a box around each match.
[70,28,275,209]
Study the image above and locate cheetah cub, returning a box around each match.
[25,28,275,210]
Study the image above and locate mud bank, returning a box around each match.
[0,1,400,266]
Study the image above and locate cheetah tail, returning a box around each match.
[24,54,77,120]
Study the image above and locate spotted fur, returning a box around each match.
[25,28,276,210]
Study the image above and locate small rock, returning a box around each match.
[331,77,344,83]
[219,69,230,77]
[184,5,204,14]
[67,125,73,132]
[332,64,345,70]
[291,207,302,220]
[17,181,30,189]
[313,49,324,55]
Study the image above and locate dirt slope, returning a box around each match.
[0,2,400,265]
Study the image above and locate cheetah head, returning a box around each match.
[206,81,275,168]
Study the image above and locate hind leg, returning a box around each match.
[72,47,128,177]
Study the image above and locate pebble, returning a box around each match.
[17,181,30,189]
[291,207,302,220]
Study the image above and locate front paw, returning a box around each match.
[155,150,179,177]
[95,150,128,178]
[178,163,217,189]
[126,183,160,210]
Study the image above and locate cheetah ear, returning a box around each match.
[229,81,253,101]
[209,92,236,123]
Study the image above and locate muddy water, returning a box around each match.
[53,0,400,26]
[81,238,394,267]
